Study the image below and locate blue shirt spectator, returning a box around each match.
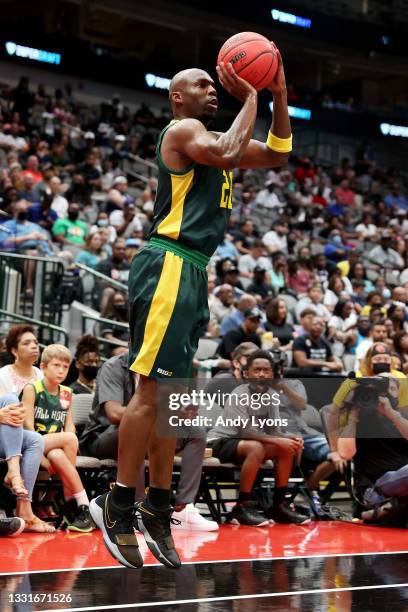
[216,239,239,260]
[0,201,53,255]
[384,187,408,210]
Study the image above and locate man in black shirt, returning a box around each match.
[247,266,274,300]
[93,238,130,312]
[218,307,262,359]
[292,316,342,373]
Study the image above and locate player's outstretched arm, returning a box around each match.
[170,63,257,169]
[238,49,292,169]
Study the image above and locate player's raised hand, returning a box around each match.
[266,46,287,96]
[216,61,257,102]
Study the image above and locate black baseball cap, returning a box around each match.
[244,307,263,320]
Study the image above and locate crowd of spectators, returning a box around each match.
[1,74,408,535]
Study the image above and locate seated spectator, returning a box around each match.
[101,291,130,355]
[52,203,89,251]
[216,235,239,260]
[218,307,262,359]
[368,232,404,272]
[324,231,352,264]
[313,253,336,289]
[327,300,358,357]
[387,302,408,337]
[255,177,283,209]
[334,179,355,207]
[270,252,288,293]
[109,203,143,239]
[324,274,346,312]
[75,232,105,270]
[265,298,294,349]
[80,353,217,530]
[207,350,308,525]
[220,265,245,298]
[204,342,259,399]
[0,393,53,532]
[48,176,69,219]
[209,284,235,331]
[22,344,94,532]
[21,155,43,184]
[17,174,38,203]
[238,239,272,278]
[348,262,374,295]
[296,284,332,321]
[0,325,42,395]
[27,193,58,232]
[246,266,274,301]
[288,258,315,296]
[105,176,134,213]
[231,218,255,254]
[294,308,316,337]
[0,200,53,256]
[262,221,289,254]
[125,238,141,264]
[292,316,342,373]
[384,184,408,211]
[394,331,408,376]
[356,212,378,241]
[94,238,130,313]
[360,291,387,318]
[90,211,117,244]
[70,334,101,394]
[220,294,256,337]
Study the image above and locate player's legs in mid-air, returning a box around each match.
[90,245,208,569]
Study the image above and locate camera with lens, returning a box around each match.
[270,349,288,378]
[350,375,389,410]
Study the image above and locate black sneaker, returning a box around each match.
[65,505,95,533]
[0,517,25,537]
[268,503,311,525]
[89,493,143,569]
[135,500,181,569]
[229,501,269,527]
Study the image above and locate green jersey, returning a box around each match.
[149,120,233,257]
[29,379,72,435]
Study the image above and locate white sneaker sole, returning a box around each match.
[89,498,142,569]
[9,518,25,537]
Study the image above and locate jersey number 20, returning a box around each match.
[219,171,233,209]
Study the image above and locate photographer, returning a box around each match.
[327,343,408,519]
[207,350,309,526]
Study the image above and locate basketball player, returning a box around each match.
[90,53,292,569]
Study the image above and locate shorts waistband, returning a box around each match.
[148,236,210,271]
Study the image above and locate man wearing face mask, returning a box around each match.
[52,203,89,252]
[326,343,408,487]
[0,200,53,255]
[71,335,101,395]
[324,230,352,264]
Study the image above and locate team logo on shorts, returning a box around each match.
[157,368,173,377]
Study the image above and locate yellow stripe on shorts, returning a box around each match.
[129,251,183,376]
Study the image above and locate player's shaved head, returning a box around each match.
[169,68,217,121]
[169,68,212,98]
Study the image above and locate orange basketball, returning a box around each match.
[217,32,278,92]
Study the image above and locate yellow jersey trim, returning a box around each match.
[157,169,194,240]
